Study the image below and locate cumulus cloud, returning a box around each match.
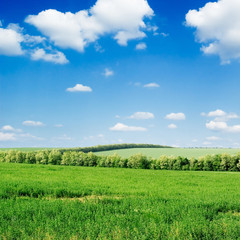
[66,84,92,92]
[207,109,226,117]
[22,120,45,126]
[110,123,147,131]
[0,132,16,141]
[185,0,240,63]
[168,124,177,129]
[103,68,114,77]
[1,125,22,132]
[128,112,154,120]
[143,83,160,88]
[0,27,24,56]
[203,109,239,121]
[206,121,240,133]
[165,113,186,120]
[1,125,15,131]
[136,42,147,50]
[31,48,69,64]
[25,0,154,52]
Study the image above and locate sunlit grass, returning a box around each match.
[0,163,240,239]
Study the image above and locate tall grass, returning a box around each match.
[0,163,240,239]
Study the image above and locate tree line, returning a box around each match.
[60,143,172,153]
[1,150,240,171]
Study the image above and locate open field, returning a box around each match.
[95,148,240,158]
[1,163,240,239]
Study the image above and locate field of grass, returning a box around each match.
[95,147,240,158]
[1,163,240,239]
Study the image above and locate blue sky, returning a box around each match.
[1,0,240,148]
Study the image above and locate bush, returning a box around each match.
[220,153,231,171]
[0,152,6,162]
[189,157,198,171]
[36,151,49,164]
[1,148,240,172]
[127,154,149,169]
[25,152,36,164]
[203,155,213,171]
[48,150,62,165]
[5,150,17,163]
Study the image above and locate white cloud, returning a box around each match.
[31,48,69,64]
[168,124,177,129]
[66,84,92,92]
[1,125,22,132]
[206,121,240,133]
[165,112,186,120]
[1,125,15,131]
[22,120,45,127]
[103,68,114,77]
[207,109,226,117]
[0,132,16,141]
[206,136,220,141]
[129,112,154,120]
[143,82,160,88]
[18,133,44,141]
[54,124,63,128]
[185,0,240,63]
[160,32,169,37]
[25,0,154,52]
[203,109,239,121]
[0,27,24,56]
[136,42,147,50]
[110,123,147,131]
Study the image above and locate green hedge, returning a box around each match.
[1,150,240,171]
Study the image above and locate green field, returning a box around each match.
[96,148,240,158]
[1,163,240,239]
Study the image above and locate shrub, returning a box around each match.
[75,152,86,166]
[84,152,98,167]
[36,151,49,164]
[48,150,62,165]
[0,152,6,162]
[25,152,36,164]
[105,154,122,168]
[61,152,72,165]
[127,154,149,169]
[229,154,239,171]
[189,157,198,170]
[203,155,213,171]
[220,153,231,171]
[5,150,17,163]
[155,156,169,170]
[212,154,221,171]
[16,151,26,163]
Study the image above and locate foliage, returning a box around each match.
[1,149,240,172]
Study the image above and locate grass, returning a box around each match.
[95,147,240,158]
[0,163,240,239]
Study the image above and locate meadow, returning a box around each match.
[95,148,240,158]
[1,163,240,239]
